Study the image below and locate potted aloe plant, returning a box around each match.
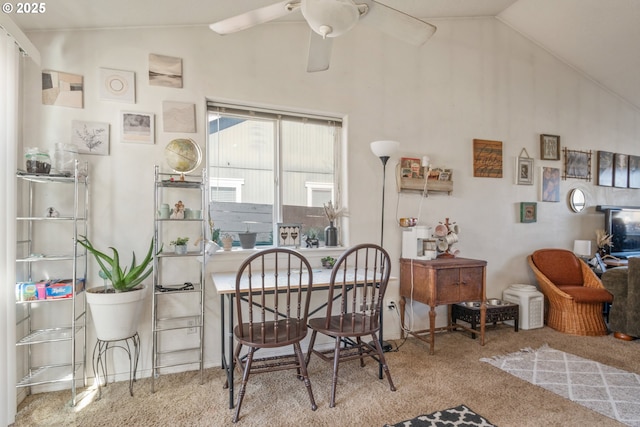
[78,236,156,341]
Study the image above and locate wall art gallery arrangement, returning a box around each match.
[41,53,197,155]
[470,134,638,224]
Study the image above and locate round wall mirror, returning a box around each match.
[569,188,586,212]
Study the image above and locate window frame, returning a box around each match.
[206,100,344,247]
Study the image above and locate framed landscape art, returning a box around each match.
[121,111,155,144]
[563,148,591,181]
[629,155,640,189]
[597,151,614,186]
[613,153,629,188]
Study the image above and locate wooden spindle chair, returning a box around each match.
[305,243,396,408]
[231,248,317,423]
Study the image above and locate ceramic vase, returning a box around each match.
[325,221,338,247]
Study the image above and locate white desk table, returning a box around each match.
[212,269,388,409]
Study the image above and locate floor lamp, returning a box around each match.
[370,140,399,361]
[370,140,400,248]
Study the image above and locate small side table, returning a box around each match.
[93,332,140,398]
[452,301,519,339]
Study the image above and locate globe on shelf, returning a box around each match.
[164,138,202,181]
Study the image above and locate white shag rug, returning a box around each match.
[481,344,640,426]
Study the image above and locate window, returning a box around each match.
[207,101,342,246]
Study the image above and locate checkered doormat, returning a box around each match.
[481,344,640,426]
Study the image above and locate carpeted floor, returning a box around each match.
[481,344,640,426]
[12,326,640,426]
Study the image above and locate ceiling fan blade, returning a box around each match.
[209,1,300,35]
[361,0,437,46]
[307,31,333,72]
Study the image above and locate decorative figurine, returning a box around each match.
[46,207,59,218]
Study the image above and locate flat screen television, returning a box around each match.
[598,206,640,258]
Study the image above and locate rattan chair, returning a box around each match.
[528,248,613,336]
[305,243,396,408]
[231,248,317,423]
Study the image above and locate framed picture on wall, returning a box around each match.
[520,202,537,223]
[596,151,614,186]
[613,153,629,188]
[541,166,560,202]
[516,156,534,185]
[472,139,503,178]
[121,111,155,144]
[629,155,640,189]
[540,134,560,160]
[563,148,591,181]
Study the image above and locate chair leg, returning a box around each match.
[329,336,342,408]
[293,342,318,411]
[232,347,255,423]
[305,330,318,367]
[356,337,365,367]
[224,343,243,389]
[371,333,396,392]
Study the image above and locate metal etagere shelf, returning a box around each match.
[151,165,207,393]
[15,160,89,406]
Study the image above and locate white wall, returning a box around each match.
[18,17,640,386]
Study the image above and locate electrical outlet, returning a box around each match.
[387,300,396,311]
[187,318,197,334]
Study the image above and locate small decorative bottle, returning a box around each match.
[325,221,338,247]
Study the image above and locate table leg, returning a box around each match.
[399,296,406,339]
[228,294,235,409]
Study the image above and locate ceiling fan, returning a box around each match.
[209,0,437,72]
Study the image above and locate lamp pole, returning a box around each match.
[378,155,390,248]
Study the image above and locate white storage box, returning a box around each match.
[502,284,544,330]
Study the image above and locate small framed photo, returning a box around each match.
[277,223,301,247]
[563,148,591,181]
[121,111,155,144]
[516,157,534,185]
[597,151,614,187]
[438,171,450,181]
[613,153,629,188]
[540,134,560,160]
[520,202,537,223]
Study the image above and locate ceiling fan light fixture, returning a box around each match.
[301,0,360,38]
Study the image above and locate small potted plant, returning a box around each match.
[171,237,189,254]
[321,256,336,269]
[238,222,258,250]
[221,233,234,251]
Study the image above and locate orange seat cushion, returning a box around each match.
[556,285,614,303]
[532,249,584,286]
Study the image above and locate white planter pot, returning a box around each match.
[86,285,147,341]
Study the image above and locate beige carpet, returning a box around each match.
[13,326,640,426]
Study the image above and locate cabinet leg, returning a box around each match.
[429,306,436,355]
[399,297,406,339]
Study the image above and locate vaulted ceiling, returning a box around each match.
[9,0,640,111]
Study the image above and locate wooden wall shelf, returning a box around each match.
[396,164,453,195]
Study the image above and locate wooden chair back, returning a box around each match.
[321,243,391,335]
[234,248,313,347]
